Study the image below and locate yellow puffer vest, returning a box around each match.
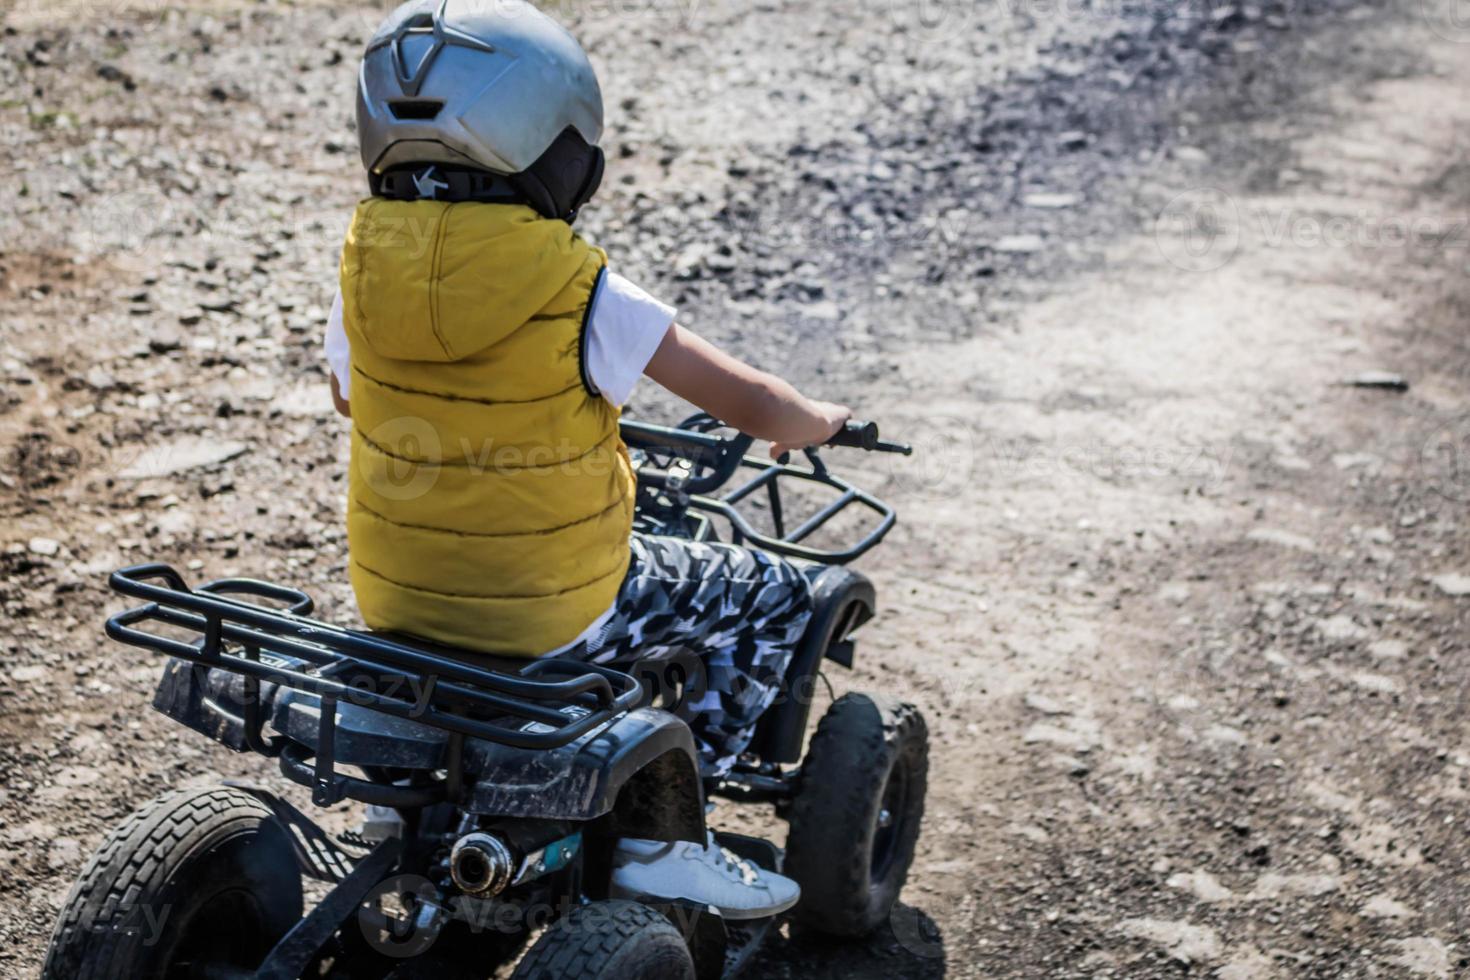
[339,198,635,656]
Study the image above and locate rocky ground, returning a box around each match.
[3,0,1470,976]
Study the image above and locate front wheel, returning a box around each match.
[510,900,694,980]
[42,785,304,979]
[784,692,928,936]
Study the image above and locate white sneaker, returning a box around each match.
[356,804,405,842]
[610,833,800,920]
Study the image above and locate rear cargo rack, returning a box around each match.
[106,564,642,806]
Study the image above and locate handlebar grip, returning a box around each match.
[823,420,913,455]
[827,420,881,450]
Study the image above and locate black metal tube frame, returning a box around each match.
[620,420,896,564]
[105,564,643,756]
[691,454,895,563]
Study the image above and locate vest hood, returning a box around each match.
[342,198,592,364]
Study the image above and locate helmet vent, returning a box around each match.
[390,100,445,120]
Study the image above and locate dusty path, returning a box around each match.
[2,0,1469,976]
[802,7,1470,977]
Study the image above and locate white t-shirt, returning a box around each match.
[324,270,676,407]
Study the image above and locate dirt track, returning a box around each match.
[3,0,1470,976]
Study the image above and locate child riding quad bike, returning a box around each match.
[45,2,928,973]
[41,415,927,979]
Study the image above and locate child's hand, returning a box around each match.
[769,400,852,459]
[330,373,351,419]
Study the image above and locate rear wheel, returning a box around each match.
[510,900,694,980]
[784,692,928,936]
[42,785,303,980]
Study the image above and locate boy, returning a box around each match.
[328,0,849,918]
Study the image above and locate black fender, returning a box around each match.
[152,660,706,843]
[748,565,876,764]
[462,708,705,842]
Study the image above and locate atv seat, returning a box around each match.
[370,630,543,678]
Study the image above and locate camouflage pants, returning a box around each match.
[556,534,812,778]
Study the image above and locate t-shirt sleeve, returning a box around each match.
[325,288,351,400]
[584,271,677,407]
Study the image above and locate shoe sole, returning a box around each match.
[606,884,800,921]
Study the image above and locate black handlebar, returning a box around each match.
[624,416,909,460]
[825,420,912,455]
[619,419,755,495]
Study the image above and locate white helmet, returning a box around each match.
[357,0,605,221]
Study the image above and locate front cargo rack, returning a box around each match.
[620,417,897,564]
[106,564,643,805]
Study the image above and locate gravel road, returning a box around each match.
[3,0,1469,976]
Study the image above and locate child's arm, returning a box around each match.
[644,324,851,458]
[330,374,351,418]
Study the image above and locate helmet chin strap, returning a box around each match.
[372,130,604,224]
[371,165,526,205]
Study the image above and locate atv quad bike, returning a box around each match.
[42,416,927,979]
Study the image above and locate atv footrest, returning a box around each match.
[711,832,784,979]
